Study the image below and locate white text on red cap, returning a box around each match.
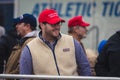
[48,13,58,18]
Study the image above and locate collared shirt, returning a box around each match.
[39,31,60,51]
[20,32,91,76]
[23,30,39,38]
[19,30,39,46]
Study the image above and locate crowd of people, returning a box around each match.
[0,8,120,79]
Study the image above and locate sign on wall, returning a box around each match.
[15,0,120,50]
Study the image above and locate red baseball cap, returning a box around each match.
[38,9,65,24]
[68,16,90,28]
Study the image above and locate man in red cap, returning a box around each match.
[20,9,91,76]
[68,16,90,42]
[68,16,97,76]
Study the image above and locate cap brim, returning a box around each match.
[80,22,90,27]
[47,17,65,24]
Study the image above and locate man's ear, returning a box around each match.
[39,23,44,29]
[25,24,31,31]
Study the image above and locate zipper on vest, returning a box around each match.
[52,50,60,75]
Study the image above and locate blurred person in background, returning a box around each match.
[5,13,38,74]
[95,31,120,77]
[0,23,19,73]
[68,16,97,76]
[68,16,89,52]
[0,25,5,38]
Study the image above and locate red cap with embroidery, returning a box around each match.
[38,9,65,24]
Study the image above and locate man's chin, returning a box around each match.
[53,32,59,37]
[52,34,59,39]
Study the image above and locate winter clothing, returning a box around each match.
[95,31,120,77]
[5,37,34,74]
[28,34,78,75]
[5,30,38,74]
[20,32,92,76]
[0,29,19,73]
